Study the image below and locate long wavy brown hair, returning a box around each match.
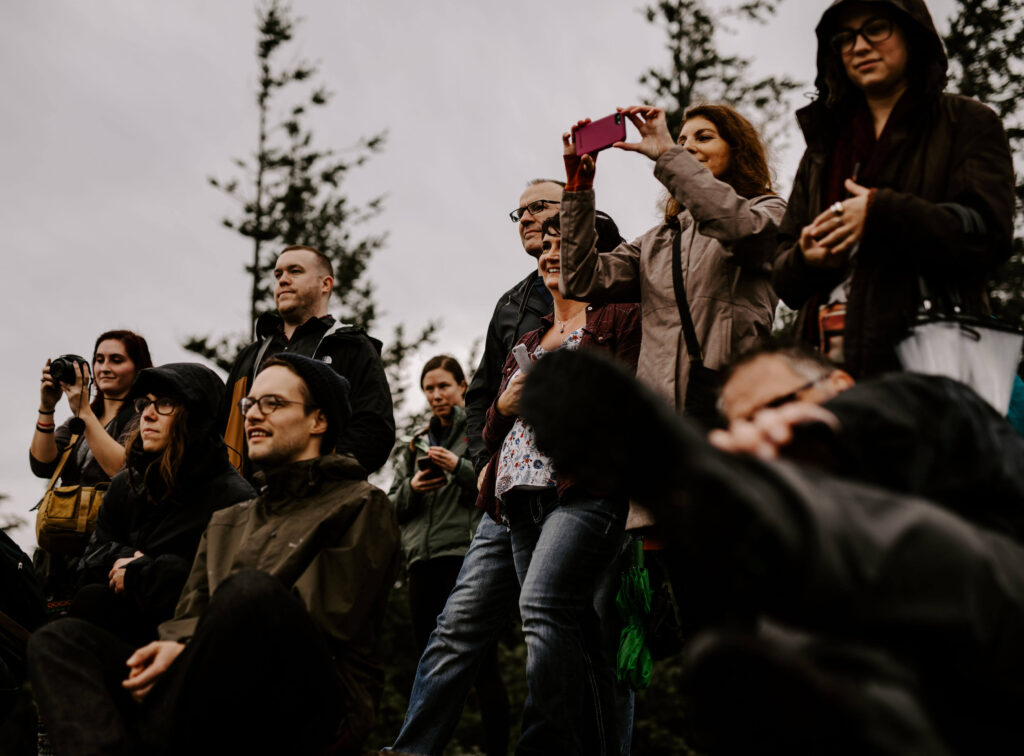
[124,403,188,502]
[664,104,774,222]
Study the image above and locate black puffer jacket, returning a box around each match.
[773,0,1015,378]
[78,363,254,626]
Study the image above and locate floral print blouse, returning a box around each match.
[494,328,583,500]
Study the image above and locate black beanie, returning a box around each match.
[262,354,352,452]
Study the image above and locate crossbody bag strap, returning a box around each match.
[671,229,705,364]
[250,336,276,383]
[311,320,349,360]
[43,434,80,494]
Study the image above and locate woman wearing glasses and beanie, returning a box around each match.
[72,363,253,644]
[773,0,1014,378]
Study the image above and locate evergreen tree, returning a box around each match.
[943,0,1024,325]
[186,0,434,408]
[638,0,800,146]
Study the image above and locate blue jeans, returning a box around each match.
[390,514,521,755]
[505,489,627,756]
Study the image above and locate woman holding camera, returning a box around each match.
[389,355,509,756]
[30,331,153,604]
[560,104,784,425]
[31,330,153,487]
[73,363,254,644]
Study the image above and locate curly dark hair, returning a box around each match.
[665,104,774,222]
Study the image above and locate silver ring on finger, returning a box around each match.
[830,201,844,217]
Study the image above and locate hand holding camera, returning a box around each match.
[40,354,92,415]
[39,360,62,412]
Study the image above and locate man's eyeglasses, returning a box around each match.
[134,397,179,416]
[238,395,315,415]
[830,17,894,54]
[509,199,560,223]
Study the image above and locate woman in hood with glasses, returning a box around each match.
[72,363,254,645]
[773,0,1015,378]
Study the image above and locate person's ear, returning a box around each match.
[321,275,334,295]
[311,409,329,437]
[460,381,468,399]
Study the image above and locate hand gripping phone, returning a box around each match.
[575,112,627,156]
[512,343,533,375]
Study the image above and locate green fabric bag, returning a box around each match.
[615,537,653,690]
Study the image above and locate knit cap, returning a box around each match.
[262,353,352,452]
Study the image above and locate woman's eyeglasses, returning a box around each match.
[830,17,894,54]
[134,397,179,415]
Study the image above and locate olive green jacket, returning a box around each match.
[158,454,399,744]
[389,405,480,568]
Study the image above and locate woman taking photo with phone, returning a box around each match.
[560,104,785,426]
[389,355,509,756]
[73,363,254,644]
[477,216,641,755]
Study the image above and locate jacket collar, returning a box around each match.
[253,454,367,502]
[426,404,467,446]
[255,312,335,341]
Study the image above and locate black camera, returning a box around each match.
[50,354,88,385]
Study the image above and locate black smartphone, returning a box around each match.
[417,456,444,480]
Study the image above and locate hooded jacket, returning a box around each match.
[222,313,396,478]
[773,0,1015,378]
[159,454,400,747]
[78,363,254,627]
[389,404,481,567]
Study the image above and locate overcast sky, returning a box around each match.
[0,0,957,551]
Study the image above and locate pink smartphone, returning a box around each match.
[575,113,627,156]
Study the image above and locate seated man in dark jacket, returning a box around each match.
[29,354,400,756]
[715,341,1024,541]
[519,348,1024,756]
[222,244,395,478]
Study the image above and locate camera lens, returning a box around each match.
[49,355,87,385]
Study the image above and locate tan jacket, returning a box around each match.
[560,145,786,411]
[159,455,399,743]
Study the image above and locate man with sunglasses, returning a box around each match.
[29,354,399,755]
